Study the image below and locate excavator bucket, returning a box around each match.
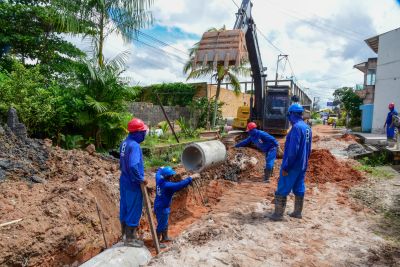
[193,29,248,69]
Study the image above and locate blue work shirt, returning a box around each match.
[119,133,145,191]
[386,109,398,126]
[281,116,312,172]
[154,169,192,214]
[235,129,279,153]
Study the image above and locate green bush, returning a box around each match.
[189,97,223,128]
[136,82,196,107]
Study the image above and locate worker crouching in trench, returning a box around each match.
[268,103,312,221]
[154,166,198,248]
[235,122,280,183]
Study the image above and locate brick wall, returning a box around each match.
[194,83,251,118]
[128,102,191,127]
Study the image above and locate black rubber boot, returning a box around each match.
[161,227,173,242]
[120,221,126,241]
[267,195,287,221]
[289,196,304,219]
[124,226,144,247]
[157,232,167,248]
[263,169,271,183]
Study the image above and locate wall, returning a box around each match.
[372,28,400,132]
[128,102,191,127]
[194,84,251,118]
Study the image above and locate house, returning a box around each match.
[354,57,377,132]
[355,27,400,133]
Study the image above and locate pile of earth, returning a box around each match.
[0,125,122,266]
[306,149,364,188]
[0,124,49,183]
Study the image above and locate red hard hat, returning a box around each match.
[127,118,148,133]
[246,122,257,132]
[389,103,395,109]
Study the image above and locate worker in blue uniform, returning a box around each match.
[385,102,398,142]
[235,122,279,183]
[154,166,194,248]
[268,103,312,221]
[119,118,148,247]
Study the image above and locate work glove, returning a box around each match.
[191,173,201,180]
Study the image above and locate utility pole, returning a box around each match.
[275,54,288,86]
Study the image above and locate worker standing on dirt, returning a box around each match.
[119,118,149,247]
[268,103,312,221]
[154,166,195,248]
[384,103,398,144]
[235,122,279,183]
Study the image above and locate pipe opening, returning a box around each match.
[182,146,204,172]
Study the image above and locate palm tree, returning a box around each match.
[60,0,153,67]
[184,27,250,128]
[75,52,138,148]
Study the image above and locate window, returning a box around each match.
[366,69,376,86]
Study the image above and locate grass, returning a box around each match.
[142,134,201,148]
[354,165,395,179]
[144,144,184,168]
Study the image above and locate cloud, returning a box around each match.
[64,0,400,106]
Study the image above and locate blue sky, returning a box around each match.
[90,0,400,106]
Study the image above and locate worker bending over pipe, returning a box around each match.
[385,102,398,147]
[119,118,149,247]
[154,166,198,248]
[235,122,279,183]
[268,103,312,221]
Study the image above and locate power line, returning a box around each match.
[137,30,189,56]
[256,28,285,54]
[133,38,187,64]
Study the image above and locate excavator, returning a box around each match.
[193,0,311,135]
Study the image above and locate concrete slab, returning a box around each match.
[80,244,151,267]
[353,132,387,145]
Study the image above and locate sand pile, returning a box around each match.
[306,149,364,187]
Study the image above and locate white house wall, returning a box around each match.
[372,28,400,133]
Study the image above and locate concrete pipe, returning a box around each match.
[181,140,227,172]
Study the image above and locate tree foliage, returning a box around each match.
[136,82,196,107]
[60,0,153,66]
[0,0,88,74]
[333,87,362,127]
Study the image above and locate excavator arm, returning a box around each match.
[233,0,266,122]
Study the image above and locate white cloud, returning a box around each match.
[66,0,400,106]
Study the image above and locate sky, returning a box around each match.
[69,0,400,107]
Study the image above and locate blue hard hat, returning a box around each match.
[288,103,304,113]
[161,166,176,177]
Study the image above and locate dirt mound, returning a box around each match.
[203,147,265,182]
[0,128,121,266]
[0,124,50,182]
[338,133,358,142]
[307,149,364,187]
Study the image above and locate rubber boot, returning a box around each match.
[124,226,144,247]
[120,221,126,241]
[157,232,167,249]
[263,169,271,183]
[289,196,304,219]
[267,195,287,221]
[161,227,173,242]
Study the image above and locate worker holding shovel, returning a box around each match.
[235,122,279,183]
[154,166,197,248]
[268,103,312,221]
[119,118,149,247]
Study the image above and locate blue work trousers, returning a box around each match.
[275,169,306,197]
[387,126,395,139]
[120,186,143,227]
[265,147,277,170]
[155,209,169,233]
